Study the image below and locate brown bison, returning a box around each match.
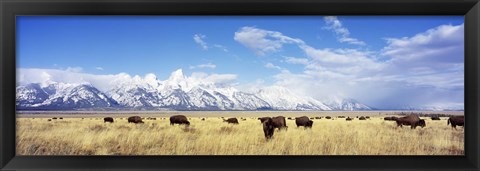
[359,116,366,120]
[170,115,190,126]
[384,116,398,121]
[47,119,52,121]
[59,117,63,119]
[431,116,441,120]
[271,116,288,130]
[224,118,239,124]
[325,116,332,119]
[314,117,321,119]
[262,118,275,139]
[338,116,346,118]
[104,117,114,123]
[52,117,57,120]
[201,118,205,121]
[395,115,426,129]
[295,116,313,128]
[128,116,144,124]
[448,116,464,129]
[346,117,353,121]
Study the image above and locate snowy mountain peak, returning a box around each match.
[169,69,185,82]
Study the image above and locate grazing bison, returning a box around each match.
[395,115,426,129]
[346,117,353,121]
[365,116,370,119]
[104,117,114,123]
[52,117,57,120]
[170,115,190,126]
[384,116,398,121]
[59,117,63,119]
[314,117,321,119]
[47,119,52,121]
[224,118,239,124]
[338,116,346,118]
[201,118,205,121]
[310,117,315,120]
[258,117,270,123]
[325,116,332,119]
[431,116,441,120]
[295,116,313,128]
[262,118,275,139]
[128,116,144,124]
[448,116,464,129]
[359,116,366,120]
[271,116,288,130]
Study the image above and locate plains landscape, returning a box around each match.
[16,16,465,156]
[16,111,464,155]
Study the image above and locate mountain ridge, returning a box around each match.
[16,69,373,111]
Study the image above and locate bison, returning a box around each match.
[104,117,114,123]
[262,118,275,139]
[224,118,239,124]
[395,115,426,129]
[431,116,441,120]
[47,119,52,121]
[325,116,332,119]
[448,116,464,129]
[271,116,288,130]
[346,117,353,121]
[52,117,57,120]
[295,116,313,128]
[314,117,321,119]
[128,116,144,124]
[170,115,190,126]
[359,116,366,120]
[201,118,205,121]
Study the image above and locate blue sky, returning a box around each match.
[17,16,464,109]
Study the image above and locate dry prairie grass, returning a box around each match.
[16,116,464,155]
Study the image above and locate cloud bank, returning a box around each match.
[233,22,464,109]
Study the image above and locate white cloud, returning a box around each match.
[382,23,464,65]
[189,63,217,69]
[264,62,282,70]
[204,74,237,84]
[323,16,366,46]
[95,67,104,71]
[234,26,304,56]
[213,44,228,52]
[284,56,309,65]
[18,68,239,93]
[193,34,208,50]
[65,67,83,72]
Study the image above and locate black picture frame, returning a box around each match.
[1,0,479,170]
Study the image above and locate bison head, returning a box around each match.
[306,120,314,128]
[418,119,426,128]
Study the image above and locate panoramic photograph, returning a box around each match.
[16,16,464,155]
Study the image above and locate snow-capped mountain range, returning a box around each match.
[16,69,373,111]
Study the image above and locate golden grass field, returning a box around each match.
[16,112,464,155]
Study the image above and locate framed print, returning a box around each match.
[1,0,479,170]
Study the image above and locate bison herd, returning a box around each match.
[43,114,465,140]
[384,115,464,129]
